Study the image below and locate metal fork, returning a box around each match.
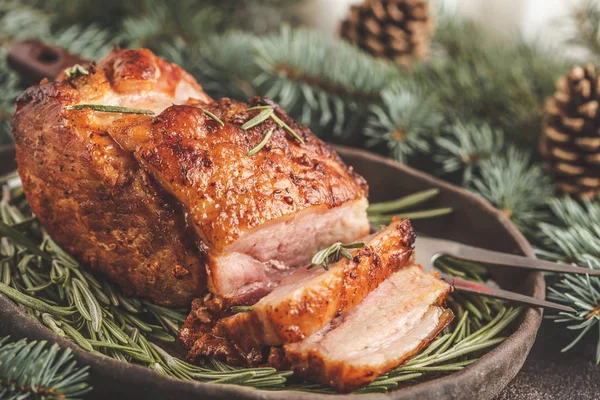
[415,236,581,313]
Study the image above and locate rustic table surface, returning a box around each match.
[497,320,600,400]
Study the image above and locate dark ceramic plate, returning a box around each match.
[0,144,543,400]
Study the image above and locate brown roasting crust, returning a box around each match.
[12,48,210,306]
[107,97,369,252]
[13,47,370,307]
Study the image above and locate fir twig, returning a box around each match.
[468,147,553,233]
[0,336,92,400]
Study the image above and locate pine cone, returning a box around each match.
[340,0,434,64]
[541,64,600,198]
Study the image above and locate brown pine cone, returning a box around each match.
[340,0,434,64]
[540,64,600,198]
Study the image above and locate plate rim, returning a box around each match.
[0,143,544,399]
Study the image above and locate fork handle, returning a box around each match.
[7,40,89,85]
[436,243,600,276]
[443,274,575,313]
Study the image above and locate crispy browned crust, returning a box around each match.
[181,218,415,366]
[12,48,209,306]
[107,97,368,252]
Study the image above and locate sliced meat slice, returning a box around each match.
[284,265,453,392]
[208,198,369,303]
[219,218,415,351]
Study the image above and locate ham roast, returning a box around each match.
[12,47,453,391]
[12,48,370,306]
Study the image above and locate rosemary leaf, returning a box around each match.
[247,127,274,156]
[245,106,272,112]
[270,113,305,145]
[41,313,66,337]
[65,64,89,78]
[0,221,51,260]
[73,278,103,332]
[202,109,225,127]
[231,305,254,313]
[0,282,74,317]
[368,207,453,225]
[65,104,155,115]
[241,107,274,130]
[308,242,365,270]
[368,189,440,215]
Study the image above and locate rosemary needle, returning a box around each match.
[241,107,274,130]
[308,242,365,270]
[247,127,274,156]
[231,305,254,313]
[271,113,305,145]
[202,109,224,127]
[65,104,155,115]
[64,64,89,78]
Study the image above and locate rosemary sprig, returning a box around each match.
[231,305,254,313]
[242,107,274,130]
[367,188,453,225]
[64,64,89,78]
[247,127,274,156]
[202,109,224,127]
[241,106,305,154]
[308,242,365,271]
[65,104,155,115]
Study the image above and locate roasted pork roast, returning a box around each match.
[13,47,453,392]
[12,48,369,306]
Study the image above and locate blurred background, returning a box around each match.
[300,0,574,43]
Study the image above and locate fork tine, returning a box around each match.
[443,274,576,313]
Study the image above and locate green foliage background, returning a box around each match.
[1,0,600,373]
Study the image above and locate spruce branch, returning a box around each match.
[252,25,399,138]
[538,198,600,361]
[434,122,504,184]
[365,81,442,163]
[469,148,553,233]
[187,31,259,100]
[567,0,600,60]
[0,336,92,400]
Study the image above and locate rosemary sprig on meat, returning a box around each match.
[231,305,254,313]
[242,106,305,154]
[202,109,224,127]
[308,241,365,271]
[247,127,274,156]
[64,64,89,78]
[65,104,155,115]
[0,173,519,393]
